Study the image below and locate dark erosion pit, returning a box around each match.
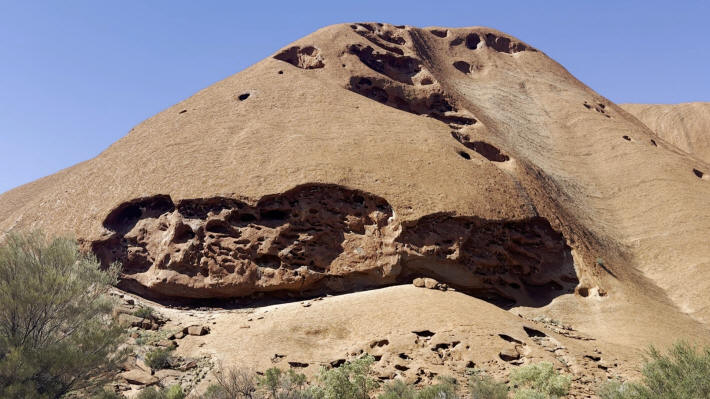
[92,184,578,307]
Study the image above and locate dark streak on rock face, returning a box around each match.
[93,184,578,306]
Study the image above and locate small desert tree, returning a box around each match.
[0,231,125,398]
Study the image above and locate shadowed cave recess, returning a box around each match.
[91,184,579,307]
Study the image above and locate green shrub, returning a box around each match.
[163,385,186,399]
[135,385,185,399]
[469,374,508,399]
[509,362,571,399]
[597,341,710,399]
[597,379,634,399]
[134,306,155,319]
[379,380,415,399]
[311,355,378,399]
[136,387,162,399]
[92,389,126,399]
[415,377,458,399]
[145,347,173,370]
[0,231,125,399]
[513,389,547,399]
[200,384,229,399]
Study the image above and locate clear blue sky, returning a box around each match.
[1,1,708,194]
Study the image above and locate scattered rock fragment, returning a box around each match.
[120,369,158,386]
[185,325,210,336]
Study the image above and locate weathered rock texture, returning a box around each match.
[621,102,710,163]
[1,23,710,353]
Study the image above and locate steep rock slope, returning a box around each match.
[1,23,710,347]
[621,102,710,163]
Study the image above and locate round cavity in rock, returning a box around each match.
[458,150,471,160]
[420,77,433,85]
[278,70,283,75]
[622,135,631,141]
[238,93,250,101]
[577,286,589,297]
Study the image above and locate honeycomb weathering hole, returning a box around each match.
[693,168,706,179]
[273,46,324,69]
[94,184,579,307]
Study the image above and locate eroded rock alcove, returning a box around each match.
[92,184,578,304]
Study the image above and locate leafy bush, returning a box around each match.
[378,376,459,399]
[597,379,634,399]
[509,362,571,399]
[469,373,508,399]
[145,347,173,370]
[136,385,185,399]
[513,390,547,399]
[0,231,125,399]
[92,389,126,399]
[415,376,458,399]
[379,380,415,399]
[597,341,710,399]
[311,355,378,399]
[134,306,155,319]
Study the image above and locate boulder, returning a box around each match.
[120,369,158,386]
[185,325,210,336]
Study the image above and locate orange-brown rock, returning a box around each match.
[1,23,710,341]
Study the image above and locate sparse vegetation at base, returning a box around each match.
[145,347,174,370]
[0,231,125,399]
[509,362,571,399]
[134,305,156,320]
[469,373,508,399]
[597,341,710,399]
[136,385,186,399]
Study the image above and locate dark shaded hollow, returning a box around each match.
[693,168,705,179]
[396,213,579,308]
[622,135,631,141]
[650,139,657,146]
[523,326,546,338]
[465,33,481,50]
[429,29,448,38]
[458,150,471,160]
[238,93,250,101]
[498,334,523,344]
[464,141,509,162]
[453,61,471,74]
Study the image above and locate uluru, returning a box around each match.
[1,17,709,399]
